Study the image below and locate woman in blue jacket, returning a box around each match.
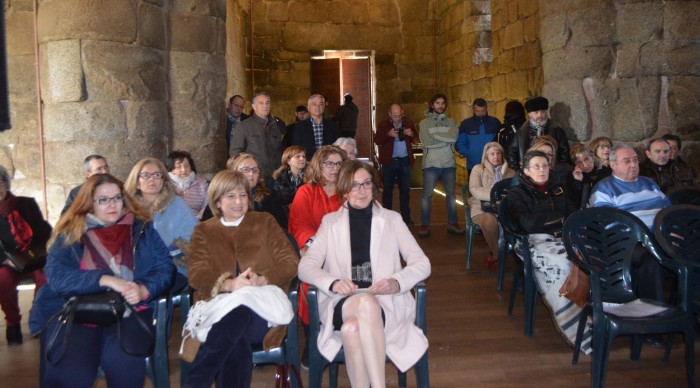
[30,173,175,387]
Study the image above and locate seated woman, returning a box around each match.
[333,137,358,160]
[125,157,196,288]
[589,136,613,180]
[530,136,572,183]
[166,150,209,220]
[566,143,605,209]
[30,174,175,387]
[298,161,431,387]
[186,170,298,387]
[507,150,588,353]
[229,153,288,229]
[0,165,51,345]
[468,142,516,268]
[272,145,307,207]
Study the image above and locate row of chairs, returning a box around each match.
[463,178,698,387]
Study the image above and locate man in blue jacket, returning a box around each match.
[456,98,501,171]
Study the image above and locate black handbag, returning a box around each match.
[0,240,47,274]
[46,291,155,365]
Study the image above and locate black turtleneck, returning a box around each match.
[349,204,372,287]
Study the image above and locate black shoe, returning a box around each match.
[301,346,309,370]
[6,325,23,345]
[644,335,665,349]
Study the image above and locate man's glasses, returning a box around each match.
[138,172,163,180]
[94,194,123,206]
[323,161,342,169]
[350,181,374,191]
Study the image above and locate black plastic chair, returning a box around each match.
[490,177,519,291]
[654,204,700,316]
[307,282,429,388]
[460,184,480,269]
[667,186,700,206]
[497,195,537,337]
[563,207,695,388]
[178,279,301,387]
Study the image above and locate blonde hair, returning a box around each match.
[480,142,506,170]
[228,153,270,203]
[304,145,347,186]
[207,170,252,219]
[52,174,151,246]
[272,145,306,180]
[529,136,558,169]
[124,157,176,214]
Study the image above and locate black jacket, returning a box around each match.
[0,196,52,254]
[639,159,696,194]
[507,120,571,168]
[507,173,577,235]
[290,118,340,159]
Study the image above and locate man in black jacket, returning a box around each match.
[507,96,570,169]
[290,94,340,159]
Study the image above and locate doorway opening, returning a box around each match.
[309,50,375,159]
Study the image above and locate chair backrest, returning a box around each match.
[668,186,700,206]
[497,196,521,237]
[460,184,474,227]
[490,176,519,206]
[563,207,655,304]
[654,204,700,264]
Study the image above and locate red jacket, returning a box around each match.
[375,118,418,167]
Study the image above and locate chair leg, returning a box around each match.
[398,370,407,388]
[496,226,506,291]
[523,259,536,337]
[630,335,642,361]
[507,269,521,316]
[150,298,170,388]
[572,309,588,365]
[466,228,474,270]
[414,350,430,388]
[329,363,339,388]
[663,333,673,362]
[685,329,695,388]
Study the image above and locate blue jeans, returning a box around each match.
[421,167,458,226]
[382,157,411,221]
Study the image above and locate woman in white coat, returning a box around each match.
[298,160,431,388]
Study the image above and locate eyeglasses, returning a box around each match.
[527,163,549,171]
[94,194,123,206]
[615,158,639,166]
[138,172,163,180]
[238,167,260,174]
[323,161,342,169]
[597,144,611,150]
[350,180,374,191]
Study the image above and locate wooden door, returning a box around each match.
[341,58,371,158]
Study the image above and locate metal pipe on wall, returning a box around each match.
[33,0,48,218]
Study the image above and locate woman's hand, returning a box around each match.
[369,278,400,295]
[331,278,357,296]
[222,268,266,292]
[572,166,583,181]
[99,275,143,305]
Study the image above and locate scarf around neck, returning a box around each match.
[0,192,33,252]
[169,171,196,191]
[81,211,136,280]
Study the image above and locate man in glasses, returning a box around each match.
[225,95,248,154]
[61,154,110,215]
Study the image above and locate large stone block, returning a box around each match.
[137,2,166,50]
[267,2,289,22]
[638,41,664,76]
[7,55,37,103]
[505,70,529,100]
[663,44,700,76]
[519,0,538,17]
[169,12,220,52]
[369,0,401,26]
[43,101,128,143]
[125,101,168,139]
[6,102,37,135]
[543,79,590,142]
[667,76,700,138]
[513,41,540,70]
[617,2,663,44]
[172,0,225,17]
[37,0,137,43]
[6,11,34,56]
[492,74,507,101]
[287,2,334,23]
[82,41,167,101]
[169,51,226,104]
[397,0,430,22]
[542,47,613,81]
[282,23,403,53]
[170,100,221,140]
[604,77,660,141]
[568,5,615,47]
[523,14,538,43]
[538,14,569,54]
[47,40,84,103]
[664,1,700,48]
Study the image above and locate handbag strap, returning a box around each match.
[45,297,78,365]
[116,301,156,356]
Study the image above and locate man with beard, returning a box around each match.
[507,96,570,169]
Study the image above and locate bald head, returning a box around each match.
[389,104,404,125]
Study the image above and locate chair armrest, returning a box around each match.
[414,281,427,332]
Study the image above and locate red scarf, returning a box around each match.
[0,193,33,252]
[81,212,135,275]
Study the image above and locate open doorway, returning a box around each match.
[309,51,375,159]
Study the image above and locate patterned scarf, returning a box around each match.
[80,211,135,281]
[0,193,33,252]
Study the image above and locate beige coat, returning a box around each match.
[468,162,516,218]
[298,204,431,372]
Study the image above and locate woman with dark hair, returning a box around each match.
[0,165,51,345]
[298,160,430,387]
[589,136,613,178]
[185,170,298,387]
[497,100,526,153]
[166,150,209,220]
[272,145,307,206]
[30,174,174,387]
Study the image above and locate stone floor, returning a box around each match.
[1,187,697,387]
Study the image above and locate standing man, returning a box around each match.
[290,94,340,160]
[225,95,248,154]
[507,96,570,168]
[639,138,696,193]
[333,93,359,138]
[281,105,308,149]
[375,104,418,225]
[61,154,110,215]
[418,94,465,237]
[456,98,501,171]
[229,92,284,183]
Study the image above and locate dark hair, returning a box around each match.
[166,150,197,173]
[503,100,526,122]
[82,154,107,173]
[645,138,669,151]
[661,134,682,150]
[336,160,380,206]
[522,150,549,170]
[229,95,243,104]
[473,98,487,107]
[428,94,448,112]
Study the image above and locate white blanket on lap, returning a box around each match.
[517,234,593,356]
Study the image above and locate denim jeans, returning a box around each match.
[382,157,411,221]
[421,167,458,226]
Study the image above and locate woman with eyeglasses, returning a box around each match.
[298,161,430,387]
[529,135,573,183]
[125,157,196,290]
[30,173,174,386]
[589,136,613,178]
[289,145,347,367]
[0,165,51,346]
